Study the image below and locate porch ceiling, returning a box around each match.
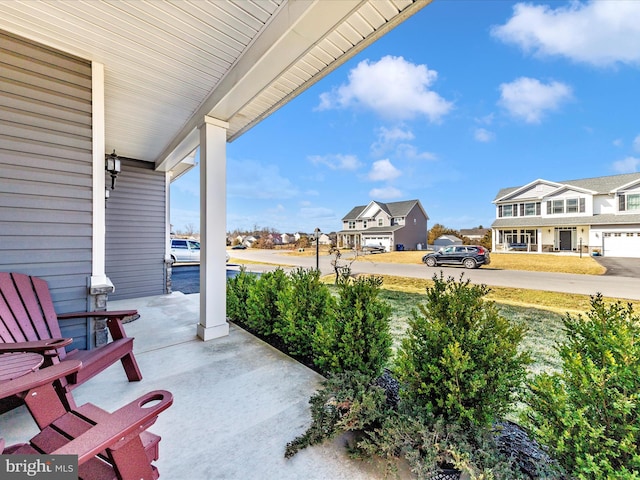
[0,0,429,171]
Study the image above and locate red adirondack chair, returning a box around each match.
[0,358,172,480]
[0,272,142,405]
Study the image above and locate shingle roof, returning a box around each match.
[494,172,640,201]
[341,199,424,220]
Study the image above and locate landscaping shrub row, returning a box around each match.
[226,268,640,479]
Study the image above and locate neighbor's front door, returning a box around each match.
[559,230,572,251]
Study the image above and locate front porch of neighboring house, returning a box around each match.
[338,232,362,249]
[493,226,592,254]
[1,292,410,480]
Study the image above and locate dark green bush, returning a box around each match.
[313,276,392,377]
[246,268,289,336]
[226,267,257,323]
[284,371,390,459]
[525,294,640,479]
[395,273,531,427]
[274,268,335,358]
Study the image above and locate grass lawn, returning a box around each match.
[323,273,640,376]
[281,247,605,274]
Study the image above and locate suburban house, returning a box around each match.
[338,200,428,251]
[0,1,429,348]
[459,228,490,242]
[434,235,463,248]
[491,173,640,258]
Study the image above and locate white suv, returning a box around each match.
[170,239,230,263]
[170,239,200,263]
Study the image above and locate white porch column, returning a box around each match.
[197,116,229,341]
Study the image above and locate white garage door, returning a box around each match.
[362,236,392,251]
[602,232,640,258]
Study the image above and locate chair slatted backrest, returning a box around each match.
[0,272,66,359]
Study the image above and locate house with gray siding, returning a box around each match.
[491,173,640,257]
[0,2,429,349]
[338,200,428,251]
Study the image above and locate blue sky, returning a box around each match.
[170,0,640,235]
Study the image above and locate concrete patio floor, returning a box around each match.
[1,292,402,479]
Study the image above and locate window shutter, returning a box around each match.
[546,201,551,214]
[520,204,524,216]
[536,202,541,215]
[619,194,626,211]
[498,205,503,217]
[579,198,585,213]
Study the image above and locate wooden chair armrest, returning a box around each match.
[54,390,173,464]
[57,309,137,320]
[0,360,82,399]
[0,338,72,354]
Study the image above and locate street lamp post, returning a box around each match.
[315,227,320,271]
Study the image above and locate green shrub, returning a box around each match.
[395,273,531,427]
[274,268,335,358]
[313,276,392,377]
[246,268,289,336]
[226,267,257,324]
[524,294,640,479]
[284,371,390,459]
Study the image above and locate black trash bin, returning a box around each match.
[396,244,404,251]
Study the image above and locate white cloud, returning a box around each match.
[633,135,640,152]
[369,186,403,200]
[309,153,361,170]
[396,144,437,161]
[318,55,453,121]
[368,159,401,181]
[492,1,640,67]
[371,126,415,155]
[612,156,640,173]
[498,77,572,123]
[227,160,298,199]
[613,138,623,148]
[474,128,495,142]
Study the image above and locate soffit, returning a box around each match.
[0,0,429,170]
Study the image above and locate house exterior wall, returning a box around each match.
[394,204,427,249]
[0,31,93,349]
[105,159,167,300]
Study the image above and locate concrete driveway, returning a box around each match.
[593,256,640,277]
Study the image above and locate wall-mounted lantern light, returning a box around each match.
[105,150,121,190]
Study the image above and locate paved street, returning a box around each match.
[223,249,640,301]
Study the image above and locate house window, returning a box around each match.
[628,194,640,211]
[363,221,367,229]
[348,221,355,229]
[524,202,537,216]
[604,233,611,237]
[552,200,564,214]
[502,204,514,217]
[566,198,578,213]
[378,219,383,226]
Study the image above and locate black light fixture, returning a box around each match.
[105,150,121,190]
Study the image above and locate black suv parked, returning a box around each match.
[422,245,491,269]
